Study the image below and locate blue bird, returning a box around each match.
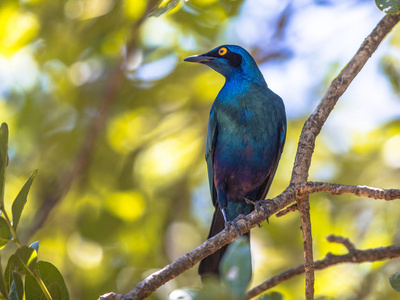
[184,45,286,279]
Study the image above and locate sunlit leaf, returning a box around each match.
[0,123,8,208]
[220,236,252,299]
[105,191,145,221]
[149,0,180,17]
[390,272,400,292]
[9,271,23,300]
[11,169,38,232]
[125,0,146,20]
[13,247,37,275]
[0,5,40,56]
[25,261,69,300]
[0,217,11,249]
[375,0,400,13]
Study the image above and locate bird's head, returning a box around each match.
[184,45,265,84]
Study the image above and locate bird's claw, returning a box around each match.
[225,220,241,236]
[256,200,269,225]
[244,197,256,205]
[244,198,269,224]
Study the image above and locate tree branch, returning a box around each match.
[297,196,315,299]
[326,234,355,251]
[245,236,400,299]
[290,14,400,186]
[98,13,400,300]
[276,203,297,217]
[303,182,400,200]
[97,187,298,300]
[97,180,400,300]
[287,13,400,298]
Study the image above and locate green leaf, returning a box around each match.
[220,236,252,299]
[29,241,39,254]
[13,247,37,275]
[0,123,9,208]
[5,255,16,291]
[0,217,11,249]
[375,0,400,14]
[0,255,9,300]
[257,291,283,300]
[9,271,23,300]
[149,0,180,17]
[12,169,38,232]
[389,272,400,292]
[25,261,69,300]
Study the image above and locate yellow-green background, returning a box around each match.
[1,0,400,299]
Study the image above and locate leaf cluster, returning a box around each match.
[0,123,69,300]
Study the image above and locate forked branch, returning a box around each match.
[98,13,400,300]
[245,235,400,299]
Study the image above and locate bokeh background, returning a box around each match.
[1,0,400,299]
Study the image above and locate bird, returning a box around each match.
[184,45,286,280]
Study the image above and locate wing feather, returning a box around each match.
[205,107,218,207]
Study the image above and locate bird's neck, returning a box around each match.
[224,69,267,88]
[223,72,268,93]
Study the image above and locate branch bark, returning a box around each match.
[97,181,400,300]
[98,13,400,300]
[276,203,297,217]
[303,182,400,200]
[297,196,314,299]
[287,13,400,299]
[245,236,400,299]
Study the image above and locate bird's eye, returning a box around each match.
[218,47,228,56]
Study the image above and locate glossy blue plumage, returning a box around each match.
[184,45,286,279]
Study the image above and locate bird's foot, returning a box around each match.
[257,200,270,225]
[225,220,241,236]
[244,197,256,206]
[222,208,248,235]
[244,198,269,225]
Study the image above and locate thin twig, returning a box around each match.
[297,196,314,299]
[303,182,400,200]
[276,203,298,217]
[276,181,400,218]
[97,187,298,300]
[97,13,400,300]
[97,179,400,299]
[326,234,356,251]
[287,13,400,299]
[245,238,400,299]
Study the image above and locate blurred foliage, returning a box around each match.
[258,291,283,300]
[180,238,253,299]
[0,0,400,299]
[0,123,69,300]
[220,237,252,299]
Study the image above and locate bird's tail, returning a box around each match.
[198,206,250,282]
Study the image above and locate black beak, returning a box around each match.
[183,55,215,63]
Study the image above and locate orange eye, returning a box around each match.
[218,47,228,56]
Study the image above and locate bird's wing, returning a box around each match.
[205,107,218,207]
[257,117,287,201]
